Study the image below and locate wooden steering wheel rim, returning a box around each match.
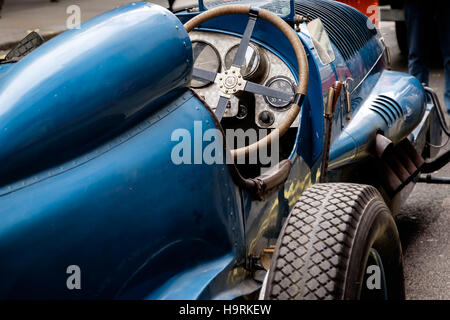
[184,5,309,158]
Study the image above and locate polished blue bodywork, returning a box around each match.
[0,1,440,299]
[0,3,192,185]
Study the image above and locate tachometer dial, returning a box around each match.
[224,43,266,80]
[190,41,221,88]
[263,76,295,109]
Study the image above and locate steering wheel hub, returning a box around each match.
[224,75,237,88]
[216,66,246,95]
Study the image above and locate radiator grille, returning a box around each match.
[295,0,377,60]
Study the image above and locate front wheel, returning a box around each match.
[263,183,404,300]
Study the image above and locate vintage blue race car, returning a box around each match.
[0,0,449,300]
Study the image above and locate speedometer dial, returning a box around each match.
[264,76,295,109]
[190,41,221,88]
[224,43,263,80]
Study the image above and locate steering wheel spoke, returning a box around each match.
[232,8,259,68]
[215,95,230,121]
[192,68,217,83]
[244,81,294,101]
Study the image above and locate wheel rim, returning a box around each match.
[360,248,388,300]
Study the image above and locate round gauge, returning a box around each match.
[224,43,262,79]
[190,41,221,88]
[263,76,295,109]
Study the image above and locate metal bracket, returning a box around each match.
[418,174,450,184]
[248,7,260,19]
[343,78,353,121]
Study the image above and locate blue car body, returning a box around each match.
[0,0,441,299]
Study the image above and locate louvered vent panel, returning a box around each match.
[369,95,404,126]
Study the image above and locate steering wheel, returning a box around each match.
[185,5,309,159]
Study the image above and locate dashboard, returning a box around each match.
[190,31,299,129]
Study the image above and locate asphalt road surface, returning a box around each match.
[379,22,450,299]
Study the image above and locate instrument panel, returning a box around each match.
[190,31,299,129]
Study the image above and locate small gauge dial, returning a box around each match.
[224,43,262,79]
[190,41,221,88]
[263,76,295,109]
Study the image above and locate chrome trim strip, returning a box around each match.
[350,51,384,95]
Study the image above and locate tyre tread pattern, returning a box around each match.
[267,183,381,300]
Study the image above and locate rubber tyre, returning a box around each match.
[264,183,405,300]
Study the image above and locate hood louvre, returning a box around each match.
[369,95,404,126]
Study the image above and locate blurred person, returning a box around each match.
[168,0,175,11]
[405,1,450,114]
